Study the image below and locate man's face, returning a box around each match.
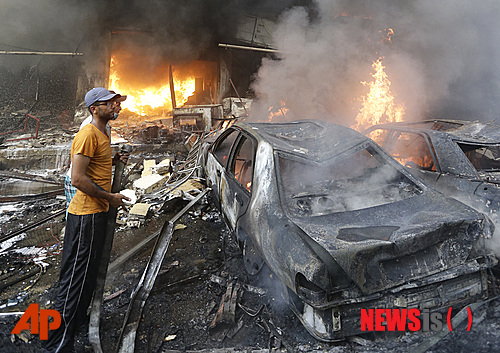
[92,101,115,121]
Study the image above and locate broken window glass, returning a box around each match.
[458,143,500,172]
[213,129,239,166]
[229,136,254,192]
[278,146,420,216]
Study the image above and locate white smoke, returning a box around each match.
[250,0,500,124]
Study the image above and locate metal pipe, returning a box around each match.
[0,209,65,243]
[169,65,176,109]
[229,79,249,117]
[0,189,63,203]
[0,51,83,56]
[218,43,279,53]
[0,170,63,185]
[116,188,210,353]
[89,144,132,353]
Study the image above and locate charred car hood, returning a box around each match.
[292,191,491,295]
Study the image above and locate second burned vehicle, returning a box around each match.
[364,119,500,215]
[200,119,497,341]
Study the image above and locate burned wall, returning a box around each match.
[0,56,84,117]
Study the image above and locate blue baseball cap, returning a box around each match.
[85,87,120,107]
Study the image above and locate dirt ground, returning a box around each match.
[2,194,500,353]
[1,122,500,353]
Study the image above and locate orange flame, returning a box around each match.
[380,28,395,43]
[352,57,405,133]
[268,100,289,122]
[108,56,196,116]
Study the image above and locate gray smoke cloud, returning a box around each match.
[102,0,302,62]
[250,0,500,125]
[0,1,90,67]
[0,0,301,68]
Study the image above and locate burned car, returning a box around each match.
[202,119,496,341]
[364,119,500,214]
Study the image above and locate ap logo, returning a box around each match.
[11,303,61,340]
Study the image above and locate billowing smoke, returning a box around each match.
[448,192,500,259]
[0,1,92,113]
[250,0,500,125]
[101,0,303,62]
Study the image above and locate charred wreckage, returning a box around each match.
[199,119,498,341]
[365,119,500,214]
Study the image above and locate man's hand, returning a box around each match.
[108,192,131,208]
[113,152,129,165]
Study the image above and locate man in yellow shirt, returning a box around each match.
[45,87,130,353]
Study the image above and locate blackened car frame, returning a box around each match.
[201,119,497,341]
[364,119,500,215]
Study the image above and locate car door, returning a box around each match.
[220,133,255,230]
[205,128,239,205]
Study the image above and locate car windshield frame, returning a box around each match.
[275,142,422,218]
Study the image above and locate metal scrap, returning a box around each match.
[0,170,62,185]
[116,188,210,353]
[210,274,267,296]
[0,208,65,243]
[412,296,499,353]
[103,288,126,303]
[208,282,241,342]
[0,189,63,203]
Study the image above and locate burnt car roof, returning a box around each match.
[366,119,500,144]
[242,120,368,161]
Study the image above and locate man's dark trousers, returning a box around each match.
[44,211,107,353]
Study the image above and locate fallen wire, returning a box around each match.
[22,263,44,291]
[0,263,42,292]
[49,216,62,247]
[0,208,65,243]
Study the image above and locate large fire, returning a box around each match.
[352,57,405,133]
[108,56,196,116]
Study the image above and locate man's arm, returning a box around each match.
[71,153,129,208]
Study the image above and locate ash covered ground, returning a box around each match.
[1,196,500,353]
[0,121,500,352]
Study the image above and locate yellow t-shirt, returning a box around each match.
[68,124,112,215]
